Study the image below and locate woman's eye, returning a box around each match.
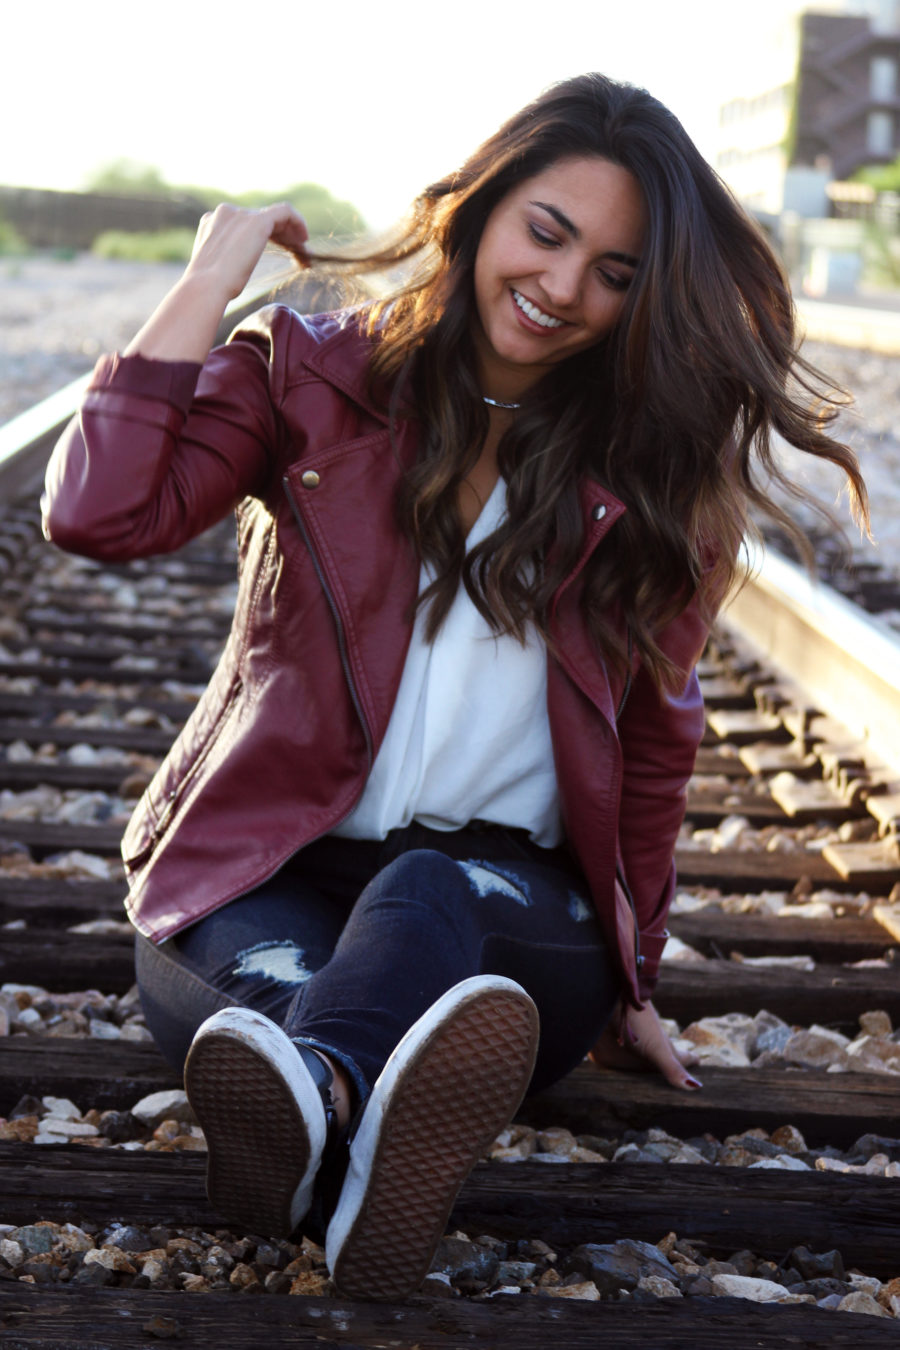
[599,270,631,292]
[527,223,558,247]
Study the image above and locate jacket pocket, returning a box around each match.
[122,678,243,872]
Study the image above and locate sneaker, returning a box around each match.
[326,975,539,1300]
[184,1006,334,1237]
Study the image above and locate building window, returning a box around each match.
[871,56,897,101]
[867,110,894,154]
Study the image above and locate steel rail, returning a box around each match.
[724,543,900,778]
[796,294,900,353]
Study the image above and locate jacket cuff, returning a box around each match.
[636,928,669,1002]
[88,352,203,408]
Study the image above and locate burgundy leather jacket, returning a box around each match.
[42,305,711,1006]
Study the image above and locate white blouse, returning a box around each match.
[332,477,562,847]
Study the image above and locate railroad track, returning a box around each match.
[2,297,900,1346]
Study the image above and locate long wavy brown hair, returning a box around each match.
[306,74,868,692]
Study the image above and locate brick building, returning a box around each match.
[717,2,900,217]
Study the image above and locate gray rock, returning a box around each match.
[262,1269,293,1295]
[431,1237,500,1292]
[72,1259,116,1287]
[8,1094,41,1120]
[130,1090,195,1129]
[789,1245,845,1281]
[853,1132,900,1163]
[495,1260,538,1285]
[11,1225,55,1255]
[421,1271,459,1298]
[201,1245,235,1280]
[754,1260,788,1285]
[98,1224,153,1254]
[684,1135,719,1162]
[564,1239,680,1295]
[704,1259,739,1277]
[793,1277,852,1300]
[754,1024,793,1055]
[251,1241,284,1270]
[98,1110,140,1143]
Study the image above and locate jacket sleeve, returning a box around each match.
[41,322,283,562]
[616,590,711,1001]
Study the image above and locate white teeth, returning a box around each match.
[512,289,564,328]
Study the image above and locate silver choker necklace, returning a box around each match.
[482,395,521,410]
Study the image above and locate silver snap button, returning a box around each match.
[592,503,607,521]
[301,470,321,489]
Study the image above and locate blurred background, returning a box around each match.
[5,0,900,423]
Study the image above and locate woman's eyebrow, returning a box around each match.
[530,200,580,237]
[529,200,640,267]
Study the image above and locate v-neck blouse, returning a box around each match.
[332,477,561,846]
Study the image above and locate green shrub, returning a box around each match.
[91,228,196,262]
[0,217,28,256]
[84,160,173,197]
[233,182,365,236]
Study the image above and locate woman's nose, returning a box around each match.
[541,258,583,310]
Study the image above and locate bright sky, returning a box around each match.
[4,0,801,228]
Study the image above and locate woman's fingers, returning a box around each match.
[638,1023,702,1091]
[589,1000,702,1092]
[627,1002,702,1091]
[186,203,311,297]
[266,202,311,262]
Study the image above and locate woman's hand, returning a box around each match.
[588,999,701,1090]
[184,202,311,302]
[124,203,310,363]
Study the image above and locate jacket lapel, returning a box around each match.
[301,318,391,425]
[549,481,627,722]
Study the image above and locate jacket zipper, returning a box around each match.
[283,476,374,792]
[130,481,378,888]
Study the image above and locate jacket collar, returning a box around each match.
[301,314,391,426]
[301,314,629,539]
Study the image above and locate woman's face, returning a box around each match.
[472,154,646,399]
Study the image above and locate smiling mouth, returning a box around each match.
[511,289,566,329]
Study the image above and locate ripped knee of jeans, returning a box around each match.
[457,859,532,906]
[232,940,313,985]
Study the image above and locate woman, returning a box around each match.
[43,74,866,1300]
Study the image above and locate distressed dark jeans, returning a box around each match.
[135,822,619,1106]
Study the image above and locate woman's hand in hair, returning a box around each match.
[588,999,702,1091]
[185,202,311,301]
[124,203,310,363]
